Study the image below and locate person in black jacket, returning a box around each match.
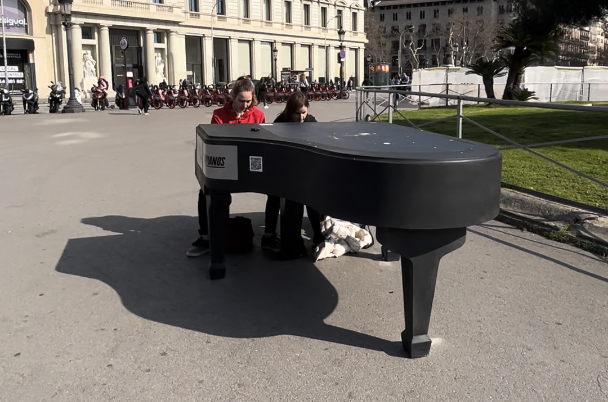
[262,92,324,259]
[135,76,153,115]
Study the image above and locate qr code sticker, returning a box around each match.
[249,156,263,172]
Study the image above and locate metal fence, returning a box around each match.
[388,82,608,106]
[354,86,608,213]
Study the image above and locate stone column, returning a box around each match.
[203,35,213,85]
[168,31,187,84]
[311,44,317,81]
[252,39,261,80]
[293,42,299,70]
[145,29,156,83]
[229,38,239,81]
[70,23,84,92]
[98,25,113,90]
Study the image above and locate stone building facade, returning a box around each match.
[1,0,367,96]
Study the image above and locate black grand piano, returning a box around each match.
[195,122,501,358]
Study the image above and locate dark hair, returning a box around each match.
[283,92,309,122]
[232,77,257,106]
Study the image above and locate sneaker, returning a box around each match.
[261,233,281,252]
[264,105,269,109]
[186,236,210,257]
[144,112,150,115]
[137,107,141,115]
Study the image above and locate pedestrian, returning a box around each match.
[135,76,152,115]
[257,77,268,109]
[187,78,267,257]
[262,92,324,260]
[299,73,309,95]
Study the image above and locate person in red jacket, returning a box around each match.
[187,78,266,257]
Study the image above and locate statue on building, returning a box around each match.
[155,54,165,81]
[83,52,97,78]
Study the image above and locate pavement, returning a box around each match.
[1,100,607,401]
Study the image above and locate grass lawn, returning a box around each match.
[385,105,608,209]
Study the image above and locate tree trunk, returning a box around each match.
[482,76,495,98]
[502,47,524,100]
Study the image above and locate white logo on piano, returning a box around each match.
[197,139,239,180]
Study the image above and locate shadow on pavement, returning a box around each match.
[468,228,608,283]
[55,213,404,357]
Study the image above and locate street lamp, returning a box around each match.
[58,0,85,113]
[337,26,345,88]
[272,41,278,82]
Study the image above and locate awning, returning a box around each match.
[0,37,35,51]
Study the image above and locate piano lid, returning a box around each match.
[198,122,499,162]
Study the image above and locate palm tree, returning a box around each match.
[494,22,559,100]
[465,58,507,99]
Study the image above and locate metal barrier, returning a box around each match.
[388,82,608,105]
[354,86,608,210]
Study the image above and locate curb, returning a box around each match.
[498,188,608,258]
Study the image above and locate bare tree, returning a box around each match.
[364,11,391,64]
[442,12,497,66]
[400,24,432,69]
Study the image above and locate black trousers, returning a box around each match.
[259,90,267,106]
[198,190,208,236]
[138,95,150,113]
[264,195,324,244]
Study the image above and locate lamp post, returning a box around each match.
[272,41,278,82]
[337,26,345,88]
[58,0,84,113]
[1,0,8,90]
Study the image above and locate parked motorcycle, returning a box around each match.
[0,87,14,115]
[48,81,65,113]
[21,87,39,114]
[114,84,127,109]
[188,83,201,108]
[177,79,189,108]
[165,85,177,109]
[151,85,164,110]
[90,85,106,111]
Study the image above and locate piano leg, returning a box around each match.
[205,191,232,280]
[376,227,466,358]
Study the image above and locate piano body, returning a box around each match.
[195,122,501,358]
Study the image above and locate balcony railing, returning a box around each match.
[76,0,180,14]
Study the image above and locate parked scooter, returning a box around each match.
[0,87,15,115]
[114,84,127,109]
[48,81,65,113]
[21,87,39,114]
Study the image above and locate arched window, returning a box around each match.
[3,0,29,35]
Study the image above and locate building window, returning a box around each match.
[285,1,292,24]
[241,0,250,18]
[406,11,411,20]
[499,4,505,14]
[448,8,454,16]
[81,26,93,40]
[304,4,310,26]
[463,7,468,13]
[322,7,328,26]
[506,2,512,12]
[264,0,271,20]
[154,32,164,43]
[434,9,439,18]
[151,0,163,3]
[477,6,483,15]
[216,0,225,15]
[379,13,384,22]
[420,10,425,19]
[189,0,198,12]
[337,10,343,27]
[392,12,398,21]
[352,12,357,31]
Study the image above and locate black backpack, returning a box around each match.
[225,216,254,254]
